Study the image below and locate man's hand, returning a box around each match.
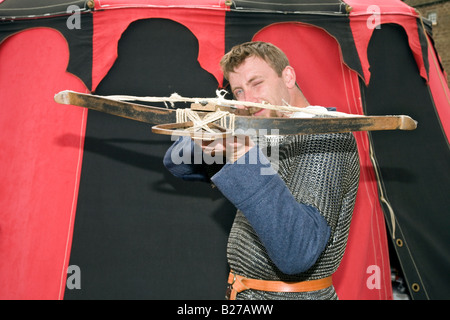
[195,135,255,163]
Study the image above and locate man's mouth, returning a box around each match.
[247,107,265,116]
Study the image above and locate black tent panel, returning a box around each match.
[65,18,235,299]
[362,24,450,300]
[231,0,349,13]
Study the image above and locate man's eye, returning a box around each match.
[234,89,244,98]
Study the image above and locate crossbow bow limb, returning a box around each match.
[54,90,417,140]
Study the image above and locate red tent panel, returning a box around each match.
[0,28,88,299]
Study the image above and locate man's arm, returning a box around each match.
[163,136,210,182]
[211,146,331,275]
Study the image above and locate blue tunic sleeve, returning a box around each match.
[210,147,331,275]
[163,136,210,182]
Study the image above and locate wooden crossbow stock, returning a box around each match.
[54,90,417,140]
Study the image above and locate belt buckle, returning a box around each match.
[225,273,236,300]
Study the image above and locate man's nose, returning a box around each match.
[245,90,258,103]
[235,91,257,109]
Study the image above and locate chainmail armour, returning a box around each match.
[227,133,360,300]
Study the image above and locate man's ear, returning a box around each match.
[282,66,297,89]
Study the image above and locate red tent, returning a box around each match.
[1,0,449,300]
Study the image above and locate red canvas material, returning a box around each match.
[0,28,88,299]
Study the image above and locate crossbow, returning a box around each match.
[54,90,417,140]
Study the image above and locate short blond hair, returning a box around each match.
[220,41,290,80]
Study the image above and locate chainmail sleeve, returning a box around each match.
[227,133,360,300]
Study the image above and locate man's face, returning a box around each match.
[228,55,290,118]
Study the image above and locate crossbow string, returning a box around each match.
[105,90,357,118]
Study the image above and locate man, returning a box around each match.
[164,41,360,299]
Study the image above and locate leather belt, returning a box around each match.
[226,271,333,300]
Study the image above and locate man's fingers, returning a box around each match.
[192,135,255,163]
